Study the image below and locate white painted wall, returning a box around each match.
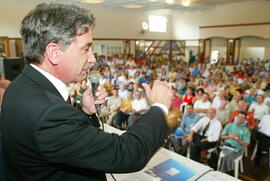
[172,1,270,39]
[240,37,270,60]
[0,0,173,40]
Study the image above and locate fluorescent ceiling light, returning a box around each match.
[182,0,191,7]
[166,0,175,4]
[123,4,143,8]
[81,0,103,3]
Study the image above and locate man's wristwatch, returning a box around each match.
[235,136,239,141]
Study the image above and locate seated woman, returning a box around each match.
[182,87,195,104]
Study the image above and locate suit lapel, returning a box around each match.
[21,64,64,100]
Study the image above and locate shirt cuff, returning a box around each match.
[152,103,168,115]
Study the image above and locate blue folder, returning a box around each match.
[173,128,187,137]
[145,159,196,181]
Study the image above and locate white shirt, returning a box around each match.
[248,102,269,120]
[258,115,270,137]
[30,64,69,101]
[118,89,128,99]
[107,96,122,113]
[211,96,222,109]
[194,100,211,117]
[192,117,222,142]
[131,98,148,113]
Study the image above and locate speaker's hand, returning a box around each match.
[82,85,108,114]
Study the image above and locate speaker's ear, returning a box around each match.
[44,43,61,65]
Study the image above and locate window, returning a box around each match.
[148,15,167,32]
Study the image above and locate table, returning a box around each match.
[102,123,240,181]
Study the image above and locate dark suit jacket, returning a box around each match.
[0,65,169,181]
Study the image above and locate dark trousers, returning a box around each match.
[191,133,217,162]
[0,138,7,181]
[255,131,270,167]
[114,111,129,128]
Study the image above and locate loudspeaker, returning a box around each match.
[0,58,25,81]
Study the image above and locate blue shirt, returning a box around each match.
[180,112,200,133]
[245,96,256,104]
[191,69,201,77]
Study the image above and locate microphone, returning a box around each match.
[88,70,101,114]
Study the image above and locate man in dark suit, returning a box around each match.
[0,3,173,181]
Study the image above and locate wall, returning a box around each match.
[0,0,173,40]
[240,37,270,60]
[172,1,270,40]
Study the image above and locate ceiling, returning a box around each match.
[73,0,270,12]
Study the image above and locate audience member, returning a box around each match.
[171,103,200,155]
[194,93,211,118]
[187,108,222,162]
[106,88,122,125]
[220,111,250,174]
[248,95,269,122]
[127,90,149,128]
[229,101,256,130]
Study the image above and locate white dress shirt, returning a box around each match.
[192,117,222,142]
[131,98,148,114]
[258,115,270,137]
[30,64,69,101]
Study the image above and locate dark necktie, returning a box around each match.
[202,120,211,137]
[66,96,72,105]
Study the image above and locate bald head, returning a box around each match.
[207,108,216,120]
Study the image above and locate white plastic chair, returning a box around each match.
[251,141,259,161]
[217,150,244,178]
[187,145,191,158]
[207,147,217,159]
[244,146,248,157]
[180,102,187,113]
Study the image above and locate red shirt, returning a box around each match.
[172,96,182,109]
[229,110,256,129]
[183,95,194,104]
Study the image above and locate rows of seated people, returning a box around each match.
[68,54,270,178]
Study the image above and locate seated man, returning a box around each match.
[114,90,134,129]
[219,111,250,174]
[229,100,256,130]
[254,114,270,169]
[216,99,230,126]
[212,90,226,109]
[244,88,257,105]
[227,91,242,117]
[171,103,200,155]
[248,95,269,122]
[106,88,122,125]
[187,108,222,162]
[127,90,149,129]
[194,93,211,118]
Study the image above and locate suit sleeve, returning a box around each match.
[35,104,169,173]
